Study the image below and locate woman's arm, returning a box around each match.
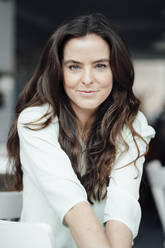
[105,220,132,248]
[103,111,155,247]
[65,202,111,248]
[17,109,110,248]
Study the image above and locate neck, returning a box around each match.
[73,107,95,141]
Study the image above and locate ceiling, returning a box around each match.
[17,0,165,60]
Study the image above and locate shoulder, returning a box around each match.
[18,103,57,125]
[115,111,156,162]
[17,104,60,143]
[122,111,156,144]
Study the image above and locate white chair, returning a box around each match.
[0,191,22,219]
[0,143,9,174]
[0,220,55,248]
[146,160,165,247]
[0,154,8,174]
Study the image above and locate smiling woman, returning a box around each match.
[62,34,113,134]
[7,13,155,248]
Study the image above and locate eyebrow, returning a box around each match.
[63,59,110,65]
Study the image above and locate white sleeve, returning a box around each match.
[17,108,88,224]
[104,111,155,239]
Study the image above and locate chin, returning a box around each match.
[81,105,99,112]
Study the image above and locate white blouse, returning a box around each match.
[17,104,155,248]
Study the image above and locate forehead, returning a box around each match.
[63,34,110,60]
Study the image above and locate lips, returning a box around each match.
[77,90,98,97]
[78,90,98,93]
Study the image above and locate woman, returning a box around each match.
[7,13,155,248]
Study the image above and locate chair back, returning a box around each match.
[0,153,9,175]
[0,191,22,219]
[0,220,55,248]
[146,160,165,234]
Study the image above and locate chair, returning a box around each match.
[0,220,55,248]
[146,160,165,247]
[0,191,22,220]
[0,154,8,174]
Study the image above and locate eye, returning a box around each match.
[96,64,107,69]
[69,65,80,71]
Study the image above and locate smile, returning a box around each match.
[78,90,98,93]
[78,90,98,97]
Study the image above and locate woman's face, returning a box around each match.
[62,34,113,118]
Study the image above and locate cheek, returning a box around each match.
[96,68,113,81]
[63,72,79,89]
[63,78,77,99]
[99,75,113,101]
[100,73,113,90]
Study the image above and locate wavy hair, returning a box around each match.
[7,13,148,203]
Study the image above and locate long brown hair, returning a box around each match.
[7,13,147,203]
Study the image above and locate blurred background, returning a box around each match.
[0,0,165,247]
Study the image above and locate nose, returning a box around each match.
[81,68,94,85]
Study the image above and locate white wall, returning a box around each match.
[0,0,15,72]
[133,59,165,121]
[0,75,15,145]
[0,0,15,147]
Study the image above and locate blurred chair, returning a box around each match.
[0,152,8,175]
[146,160,165,248]
[0,220,55,248]
[0,191,22,220]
